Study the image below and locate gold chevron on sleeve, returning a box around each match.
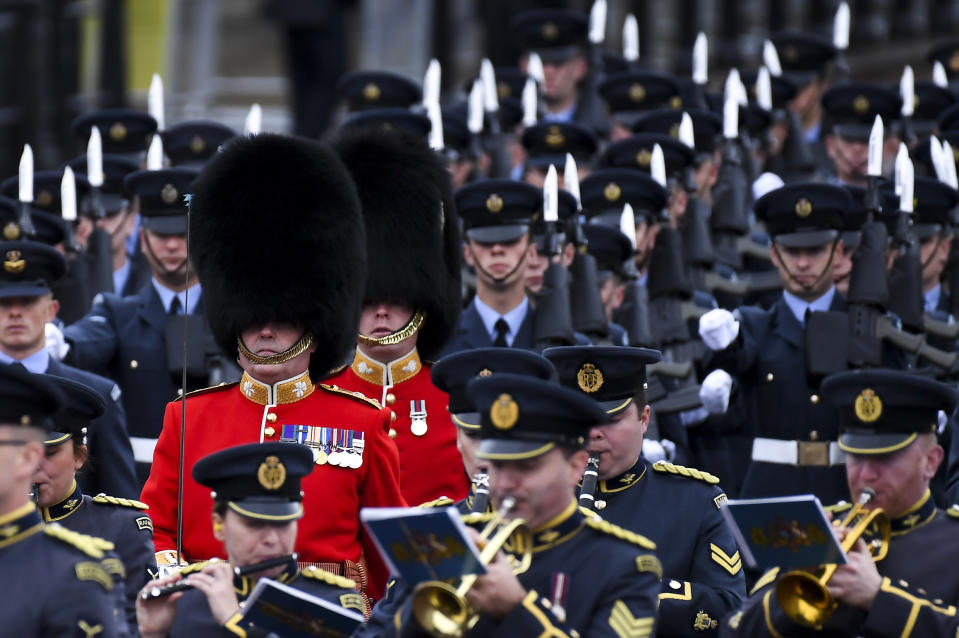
[609,600,655,638]
[710,543,742,575]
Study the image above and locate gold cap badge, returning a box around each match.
[545,125,565,148]
[577,363,604,393]
[852,95,870,114]
[36,189,53,208]
[161,184,179,205]
[362,82,381,102]
[109,121,127,142]
[478,368,493,377]
[4,250,25,274]
[604,182,621,202]
[257,455,287,490]
[668,123,680,138]
[669,96,683,109]
[854,388,882,423]
[3,222,20,240]
[497,81,511,99]
[795,197,812,218]
[486,193,504,213]
[541,21,559,41]
[189,134,207,155]
[490,393,519,430]
[628,83,646,103]
[636,148,652,167]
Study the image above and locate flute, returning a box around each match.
[470,472,490,514]
[578,453,601,509]
[140,553,298,600]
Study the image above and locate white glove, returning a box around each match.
[642,439,667,463]
[699,308,740,351]
[45,322,70,360]
[660,438,677,462]
[699,369,733,415]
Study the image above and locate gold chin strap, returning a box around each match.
[238,332,314,365]
[357,310,426,347]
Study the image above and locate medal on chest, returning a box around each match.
[410,399,428,436]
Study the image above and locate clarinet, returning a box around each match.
[30,483,40,506]
[140,553,298,600]
[578,453,601,510]
[470,472,490,514]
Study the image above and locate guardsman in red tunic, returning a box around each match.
[326,127,469,506]
[139,133,405,601]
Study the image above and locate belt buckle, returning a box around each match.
[797,441,829,467]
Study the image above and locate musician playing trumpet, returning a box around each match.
[722,369,959,637]
[545,346,745,636]
[136,443,364,637]
[359,373,662,637]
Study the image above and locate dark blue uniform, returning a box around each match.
[704,295,849,504]
[47,357,138,498]
[721,495,959,637]
[169,560,364,637]
[64,285,204,484]
[40,481,156,630]
[358,504,662,637]
[440,299,536,356]
[0,503,120,637]
[588,458,745,635]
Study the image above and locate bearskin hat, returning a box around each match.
[332,128,460,361]
[189,133,365,377]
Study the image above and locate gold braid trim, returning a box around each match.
[652,460,720,485]
[300,565,357,589]
[357,311,426,347]
[237,332,314,366]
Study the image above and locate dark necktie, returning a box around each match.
[169,296,182,316]
[493,318,509,347]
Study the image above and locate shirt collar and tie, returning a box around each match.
[925,283,942,314]
[473,296,529,347]
[113,259,132,295]
[152,278,202,315]
[782,286,837,326]
[0,348,50,374]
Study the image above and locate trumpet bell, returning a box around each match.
[775,570,836,627]
[412,580,471,638]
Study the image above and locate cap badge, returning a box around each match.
[36,189,53,208]
[636,148,652,167]
[490,393,519,430]
[914,196,919,210]
[478,368,493,377]
[3,222,20,240]
[668,123,680,138]
[784,46,798,62]
[854,388,882,423]
[669,96,683,109]
[604,182,621,202]
[161,183,179,205]
[4,250,25,274]
[257,455,287,490]
[19,415,30,426]
[628,83,646,103]
[950,51,959,73]
[542,21,559,41]
[362,82,381,102]
[109,121,128,142]
[189,134,207,155]
[577,363,604,393]
[794,197,812,218]
[497,81,511,99]
[486,193,504,213]
[852,95,870,114]
[545,125,565,148]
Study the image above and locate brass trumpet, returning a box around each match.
[411,496,532,638]
[775,488,890,627]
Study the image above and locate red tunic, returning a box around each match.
[327,348,469,506]
[139,370,405,597]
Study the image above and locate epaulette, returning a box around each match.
[418,496,454,509]
[579,505,602,520]
[462,512,495,525]
[93,493,149,510]
[585,516,656,551]
[652,460,720,485]
[178,382,238,401]
[947,504,959,520]
[326,362,349,377]
[319,383,383,410]
[44,523,115,559]
[749,567,780,595]
[301,565,357,589]
[824,501,852,516]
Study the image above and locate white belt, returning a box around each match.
[752,437,845,467]
[131,437,158,464]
